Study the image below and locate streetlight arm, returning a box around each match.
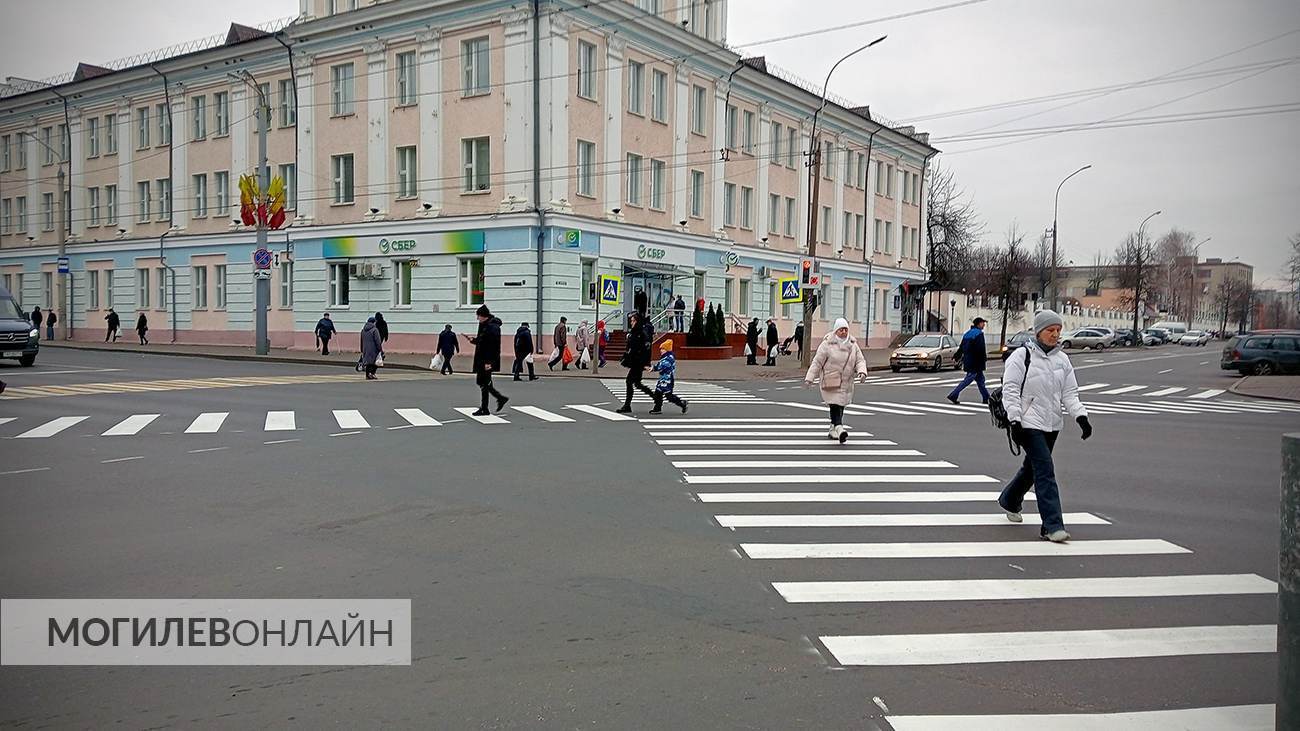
[810,36,887,150]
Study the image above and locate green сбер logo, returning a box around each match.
[379,238,390,254]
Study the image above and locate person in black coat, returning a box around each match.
[359,317,383,379]
[616,311,656,413]
[314,313,337,355]
[634,287,648,319]
[45,310,57,340]
[135,312,149,345]
[745,318,760,365]
[468,305,508,415]
[104,309,121,342]
[436,324,459,375]
[513,322,537,381]
[30,306,42,339]
[948,317,991,405]
[764,319,780,366]
[373,312,389,345]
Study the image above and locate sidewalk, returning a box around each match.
[1228,375,1300,403]
[39,340,897,381]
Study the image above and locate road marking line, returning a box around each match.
[185,412,228,434]
[919,401,988,412]
[650,431,842,438]
[1074,383,1110,392]
[187,447,229,454]
[864,401,973,415]
[744,538,1188,559]
[101,455,145,464]
[1188,388,1226,399]
[716,511,1104,527]
[691,474,998,485]
[1157,368,1174,374]
[264,411,296,431]
[655,439,895,446]
[645,423,828,431]
[1097,385,1146,395]
[394,408,441,427]
[263,438,299,445]
[454,406,508,425]
[565,404,635,421]
[886,704,1274,731]
[821,624,1276,666]
[102,414,161,436]
[643,417,827,423]
[511,405,576,423]
[1113,401,1204,414]
[845,403,931,415]
[698,491,1033,503]
[774,573,1272,602]
[0,466,51,475]
[673,459,955,469]
[332,409,371,429]
[1,368,125,376]
[665,449,923,456]
[329,431,361,437]
[0,417,14,426]
[14,416,90,438]
[1199,361,1209,365]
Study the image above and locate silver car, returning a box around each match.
[890,334,961,372]
[1061,328,1115,350]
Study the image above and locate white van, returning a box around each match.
[1150,321,1187,342]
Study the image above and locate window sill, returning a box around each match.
[577,94,598,103]
[329,305,351,310]
[627,109,645,118]
[649,206,666,213]
[575,192,596,200]
[213,133,230,140]
[330,112,356,119]
[392,305,413,310]
[651,117,668,126]
[330,201,356,207]
[87,154,100,160]
[690,129,706,138]
[395,195,418,201]
[460,190,491,196]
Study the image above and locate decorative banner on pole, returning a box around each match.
[779,277,802,304]
[239,175,287,230]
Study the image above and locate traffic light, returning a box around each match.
[800,258,814,286]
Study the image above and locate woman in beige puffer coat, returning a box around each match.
[804,317,869,443]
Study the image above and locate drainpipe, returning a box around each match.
[150,64,178,343]
[532,0,544,353]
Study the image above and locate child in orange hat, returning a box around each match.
[649,339,689,415]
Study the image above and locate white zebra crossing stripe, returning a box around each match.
[651,431,839,438]
[886,704,1274,731]
[565,404,635,421]
[743,538,1187,559]
[773,574,1273,603]
[820,624,1276,666]
[0,417,15,427]
[394,408,441,427]
[1097,385,1146,395]
[645,423,829,431]
[714,511,1106,527]
[512,405,574,423]
[672,459,955,469]
[690,473,998,485]
[646,417,827,423]
[696,491,1034,503]
[102,414,161,436]
[864,401,972,415]
[264,411,296,431]
[654,439,897,446]
[1074,383,1110,392]
[454,406,508,425]
[332,410,371,430]
[920,401,988,412]
[664,449,923,456]
[1188,388,1226,399]
[845,403,931,416]
[185,412,228,434]
[14,416,89,438]
[1145,386,1187,397]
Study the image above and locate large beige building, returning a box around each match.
[0,0,934,350]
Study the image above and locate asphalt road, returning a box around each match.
[0,345,1294,728]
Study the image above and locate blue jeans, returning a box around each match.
[948,370,989,402]
[999,429,1064,534]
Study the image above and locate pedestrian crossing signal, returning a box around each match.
[800,258,817,289]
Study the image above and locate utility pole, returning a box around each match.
[801,146,821,370]
[57,166,66,335]
[236,71,272,355]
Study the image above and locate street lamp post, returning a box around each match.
[1132,210,1161,341]
[21,131,67,336]
[1051,164,1091,312]
[232,71,272,355]
[801,35,886,369]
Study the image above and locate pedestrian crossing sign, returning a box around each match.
[598,275,621,305]
[779,277,802,304]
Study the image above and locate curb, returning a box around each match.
[1227,375,1300,404]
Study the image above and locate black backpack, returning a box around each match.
[988,347,1031,453]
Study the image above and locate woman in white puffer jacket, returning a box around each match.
[997,309,1093,543]
[805,318,869,443]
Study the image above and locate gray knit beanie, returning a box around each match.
[1033,309,1064,334]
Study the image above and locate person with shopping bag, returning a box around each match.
[513,322,537,381]
[548,317,569,371]
[745,318,760,365]
[104,308,121,342]
[315,313,337,355]
[615,312,656,414]
[764,318,779,366]
[434,324,458,375]
[574,320,591,368]
[649,339,689,415]
[359,317,383,380]
[804,317,869,444]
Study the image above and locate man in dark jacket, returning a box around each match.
[548,316,568,371]
[764,319,779,366]
[948,317,990,405]
[30,306,42,339]
[782,322,805,358]
[469,305,508,415]
[315,313,337,354]
[105,309,121,342]
[672,295,686,332]
[513,322,537,381]
[616,312,656,414]
[45,310,57,340]
[436,324,459,375]
[745,318,760,365]
[634,287,648,319]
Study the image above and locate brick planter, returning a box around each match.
[673,345,734,360]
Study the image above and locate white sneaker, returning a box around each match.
[827,426,838,440]
[1003,509,1023,523]
[836,425,849,444]
[1041,529,1071,543]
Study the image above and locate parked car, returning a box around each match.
[1060,328,1115,350]
[1144,328,1170,344]
[1149,321,1188,343]
[1140,331,1161,346]
[0,285,39,367]
[1221,332,1300,375]
[890,333,961,372]
[1000,331,1035,361]
[1179,330,1210,346]
[1112,328,1137,347]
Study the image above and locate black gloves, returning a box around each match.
[1077,415,1093,440]
[1010,421,1025,446]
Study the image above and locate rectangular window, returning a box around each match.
[845,149,854,185]
[191,96,206,140]
[875,161,884,194]
[42,272,53,308]
[136,181,151,222]
[156,104,170,145]
[626,153,642,206]
[86,118,100,157]
[214,264,227,308]
[627,61,644,114]
[277,81,296,127]
[784,197,795,237]
[843,212,852,248]
[58,123,69,159]
[768,193,780,234]
[463,137,490,192]
[276,164,295,210]
[156,178,171,221]
[40,127,52,164]
[577,41,597,100]
[822,141,834,179]
[901,171,910,203]
[723,183,736,227]
[842,285,851,319]
[740,186,753,229]
[15,132,26,169]
[42,193,54,231]
[724,277,734,314]
[105,185,117,225]
[331,154,355,203]
[651,69,667,122]
[192,265,208,309]
[913,175,921,205]
[331,63,355,115]
[136,108,150,149]
[581,258,597,306]
[857,153,866,187]
[103,269,114,308]
[279,261,294,308]
[855,214,864,247]
[1,135,9,171]
[739,280,750,316]
[192,174,207,218]
[725,104,737,149]
[769,122,782,165]
[874,219,883,252]
[88,270,100,310]
[396,51,418,106]
[691,84,706,134]
[14,197,26,233]
[392,260,413,306]
[787,129,798,168]
[88,188,100,226]
[690,169,704,217]
[770,282,779,318]
[212,92,229,135]
[156,267,166,309]
[1,199,10,234]
[463,38,490,96]
[742,110,754,153]
[137,268,150,309]
[820,206,832,243]
[886,164,895,198]
[649,158,665,210]
[214,171,229,214]
[854,286,863,322]
[259,84,273,127]
[884,221,893,254]
[396,146,418,198]
[820,284,830,321]
[576,140,595,197]
[103,113,117,154]
[459,257,484,306]
[328,262,349,307]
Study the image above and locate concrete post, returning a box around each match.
[1280,432,1300,730]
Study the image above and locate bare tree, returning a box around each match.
[1086,251,1107,295]
[1112,231,1160,337]
[990,225,1031,346]
[1154,227,1198,317]
[1287,232,1300,318]
[1213,275,1253,334]
[1029,230,1064,301]
[924,163,983,293]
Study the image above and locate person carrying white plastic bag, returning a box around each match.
[804,318,868,443]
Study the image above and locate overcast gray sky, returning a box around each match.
[4,0,1298,286]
